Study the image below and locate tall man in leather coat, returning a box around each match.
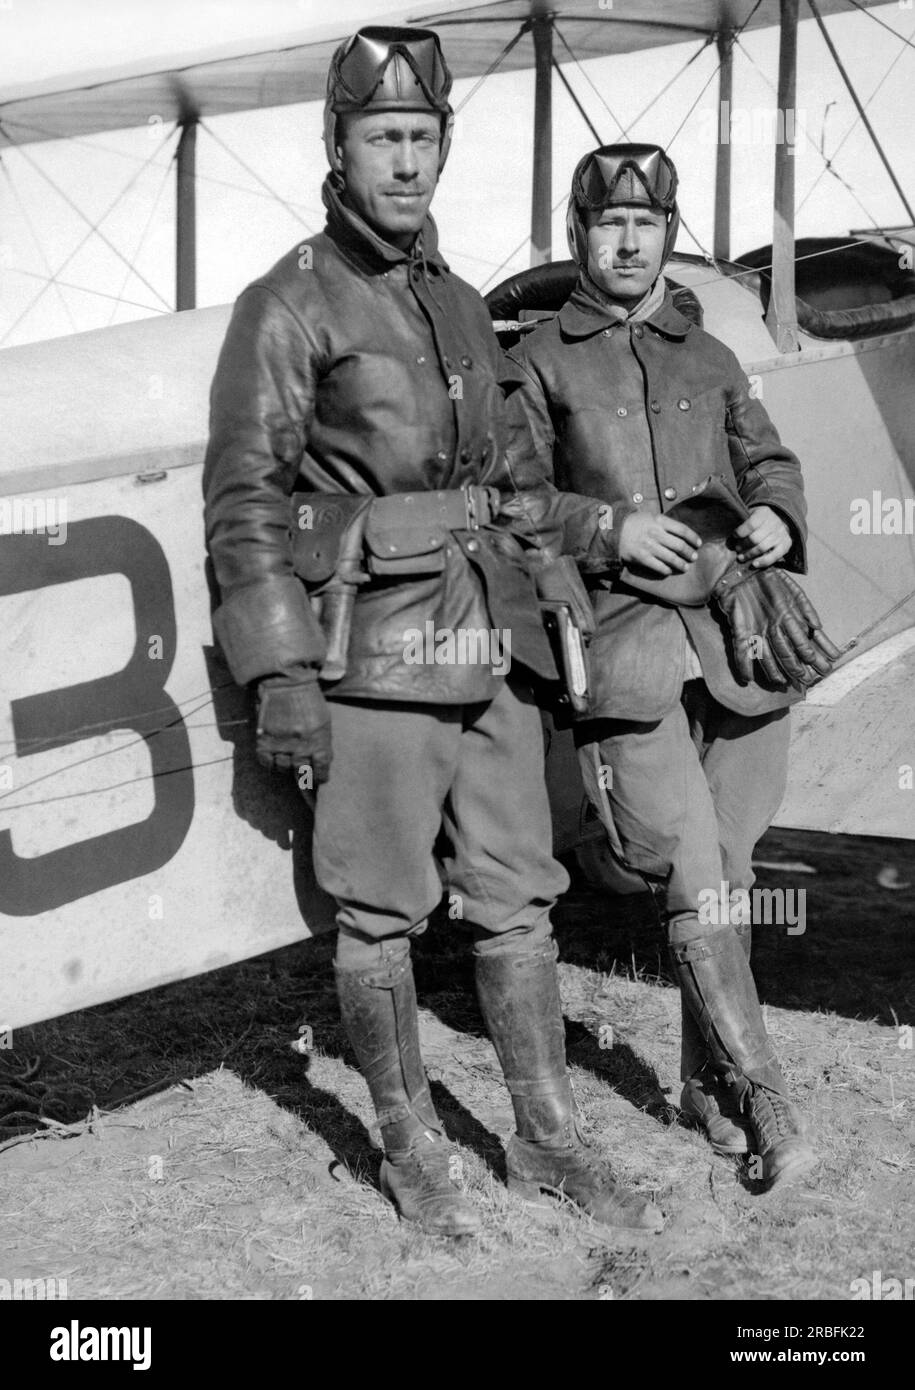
[505,144,830,1189]
[203,31,662,1236]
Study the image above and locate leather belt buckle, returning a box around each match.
[462,484,495,530]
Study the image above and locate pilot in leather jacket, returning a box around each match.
[504,142,818,1192]
[202,28,665,1239]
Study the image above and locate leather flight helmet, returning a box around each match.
[324,26,455,175]
[566,143,680,269]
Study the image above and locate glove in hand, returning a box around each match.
[255,667,332,780]
[713,566,842,689]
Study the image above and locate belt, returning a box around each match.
[366,486,498,534]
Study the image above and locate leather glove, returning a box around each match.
[712,565,842,689]
[255,666,332,780]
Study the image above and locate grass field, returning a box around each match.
[1,826,913,1301]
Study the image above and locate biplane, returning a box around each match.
[1,0,913,1031]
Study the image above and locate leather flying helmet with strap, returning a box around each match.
[324,26,455,175]
[566,142,680,268]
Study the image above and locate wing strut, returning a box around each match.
[176,114,197,311]
[714,28,736,262]
[766,0,800,352]
[530,10,553,266]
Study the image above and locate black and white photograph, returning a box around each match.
[0,0,913,1332]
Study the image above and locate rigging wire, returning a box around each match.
[0,116,327,220]
[807,0,915,223]
[844,0,915,52]
[0,266,167,315]
[0,693,219,802]
[677,232,902,292]
[734,37,862,200]
[106,148,177,327]
[0,123,175,307]
[794,16,915,216]
[621,35,714,136]
[551,23,628,137]
[454,24,528,114]
[0,122,176,344]
[551,57,602,145]
[0,682,237,755]
[1,159,78,334]
[198,119,317,235]
[733,35,883,230]
[0,755,236,815]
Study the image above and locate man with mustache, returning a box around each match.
[203,33,663,1236]
[505,143,834,1188]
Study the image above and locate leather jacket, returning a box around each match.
[203,177,557,703]
[505,279,809,720]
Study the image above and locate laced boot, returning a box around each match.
[474,939,663,1231]
[670,924,816,1190]
[738,1081,817,1188]
[335,952,480,1236]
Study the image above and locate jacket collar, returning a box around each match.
[321,175,449,276]
[557,273,692,341]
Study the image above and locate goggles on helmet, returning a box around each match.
[327,26,452,115]
[571,144,678,213]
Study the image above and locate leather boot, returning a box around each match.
[679,998,750,1155]
[670,925,816,1189]
[474,939,663,1231]
[335,953,480,1237]
[679,918,751,1154]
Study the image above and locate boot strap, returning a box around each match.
[671,924,739,966]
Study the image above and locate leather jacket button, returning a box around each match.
[633,326,644,338]
[650,400,661,413]
[460,355,473,368]
[664,487,678,500]
[436,450,448,462]
[465,538,480,552]
[678,397,691,410]
[632,492,644,504]
[602,329,612,338]
[416,355,426,365]
[617,406,628,417]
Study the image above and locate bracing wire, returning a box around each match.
[793,15,915,217]
[106,150,177,326]
[0,121,176,344]
[199,119,317,235]
[1,160,78,334]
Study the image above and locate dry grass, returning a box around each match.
[0,827,912,1301]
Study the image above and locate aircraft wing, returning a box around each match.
[0,0,892,145]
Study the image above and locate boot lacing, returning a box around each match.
[747,1086,794,1147]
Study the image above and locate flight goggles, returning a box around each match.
[327,26,453,113]
[571,144,678,212]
